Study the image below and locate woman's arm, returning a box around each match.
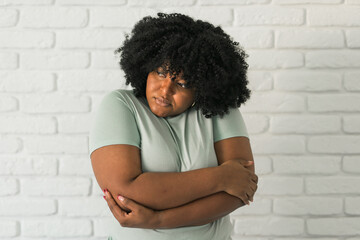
[103,137,258,229]
[159,136,257,228]
[91,142,255,210]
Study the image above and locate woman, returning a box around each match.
[89,13,258,240]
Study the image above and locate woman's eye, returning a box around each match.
[177,82,188,89]
[156,71,166,77]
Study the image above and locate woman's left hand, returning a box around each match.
[103,190,161,229]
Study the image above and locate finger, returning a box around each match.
[118,195,141,212]
[104,190,126,219]
[117,196,131,213]
[245,193,251,205]
[252,174,258,184]
[247,192,254,202]
[239,159,253,166]
[240,194,249,206]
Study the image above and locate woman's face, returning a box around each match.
[146,67,195,118]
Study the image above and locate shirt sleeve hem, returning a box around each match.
[89,140,141,156]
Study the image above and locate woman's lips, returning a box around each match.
[155,97,171,107]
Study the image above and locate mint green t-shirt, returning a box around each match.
[89,89,249,240]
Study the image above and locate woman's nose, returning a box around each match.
[160,77,175,95]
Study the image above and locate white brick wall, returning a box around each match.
[1,0,359,239]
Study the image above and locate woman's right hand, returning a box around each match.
[219,159,258,205]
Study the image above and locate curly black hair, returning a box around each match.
[115,12,250,118]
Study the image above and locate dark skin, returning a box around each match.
[98,137,257,229]
[92,69,258,229]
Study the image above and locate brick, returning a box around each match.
[59,156,93,175]
[0,96,18,112]
[253,156,272,175]
[274,71,341,91]
[242,92,305,113]
[346,30,360,48]
[91,8,233,28]
[0,52,18,69]
[223,28,273,49]
[232,236,270,240]
[90,8,157,28]
[272,238,338,240]
[0,9,18,27]
[21,51,89,70]
[0,136,20,153]
[0,157,57,175]
[57,71,125,91]
[21,177,91,196]
[344,72,360,91]
[58,114,91,134]
[0,31,54,48]
[276,29,344,49]
[57,30,125,49]
[273,156,341,174]
[251,136,305,154]
[345,197,360,215]
[270,115,341,134]
[91,51,121,69]
[20,7,88,28]
[201,0,270,4]
[306,177,360,194]
[128,0,196,6]
[22,219,92,237]
[308,94,360,112]
[274,197,342,215]
[0,0,53,4]
[21,93,90,113]
[248,50,303,69]
[156,8,235,27]
[247,71,273,91]
[343,156,360,173]
[306,51,360,68]
[0,116,55,134]
[233,216,304,235]
[257,176,303,195]
[0,72,55,92]
[58,197,107,216]
[275,0,341,3]
[57,0,125,4]
[0,197,56,215]
[0,220,18,237]
[235,7,304,26]
[91,93,110,112]
[232,198,272,215]
[243,115,269,134]
[308,7,360,26]
[0,178,18,196]
[23,136,88,154]
[93,217,117,237]
[344,116,360,133]
[307,218,360,235]
[92,176,103,196]
[309,136,360,154]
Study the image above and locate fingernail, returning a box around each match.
[103,195,106,200]
[117,195,124,201]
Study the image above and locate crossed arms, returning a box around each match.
[91,136,258,229]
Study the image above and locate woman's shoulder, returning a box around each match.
[105,88,135,99]
[101,89,141,106]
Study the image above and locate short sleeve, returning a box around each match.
[89,91,141,155]
[212,107,249,143]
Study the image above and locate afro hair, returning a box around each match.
[115,12,250,118]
